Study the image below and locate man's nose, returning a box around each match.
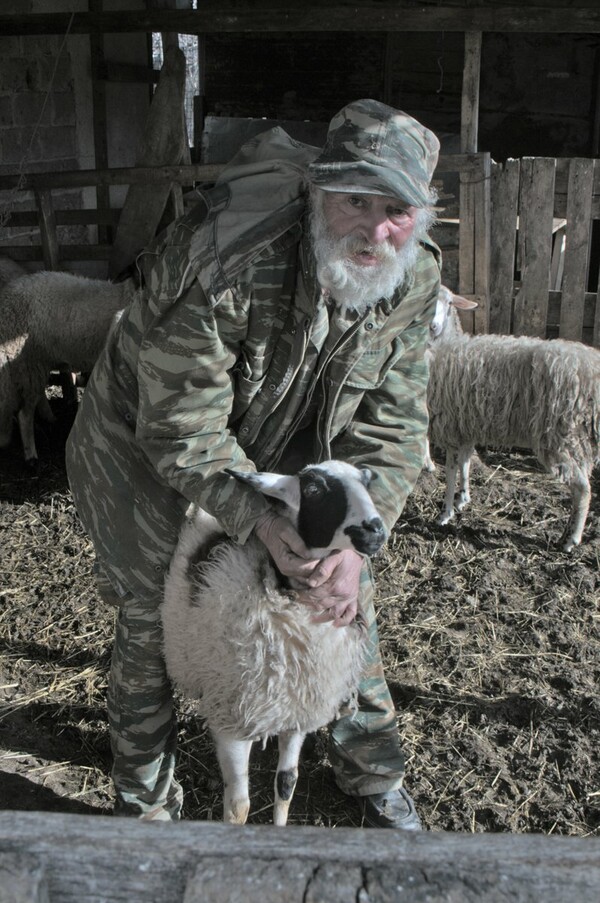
[360,212,391,244]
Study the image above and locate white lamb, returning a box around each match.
[427,287,600,551]
[0,271,137,464]
[162,460,387,826]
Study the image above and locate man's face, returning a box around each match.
[321,192,418,259]
[310,187,432,313]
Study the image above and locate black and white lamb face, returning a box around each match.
[228,460,387,558]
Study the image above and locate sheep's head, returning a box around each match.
[227,460,387,557]
[429,285,477,341]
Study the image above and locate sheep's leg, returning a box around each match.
[438,448,459,524]
[59,368,78,406]
[455,446,475,512]
[17,404,38,464]
[273,730,305,827]
[422,438,436,473]
[561,467,591,552]
[213,734,253,825]
[36,391,56,423]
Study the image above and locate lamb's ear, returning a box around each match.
[450,293,478,311]
[357,465,374,488]
[225,469,301,510]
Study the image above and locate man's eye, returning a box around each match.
[390,207,409,218]
[347,196,365,208]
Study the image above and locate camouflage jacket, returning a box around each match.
[66,128,441,598]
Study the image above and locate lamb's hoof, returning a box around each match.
[224,800,249,825]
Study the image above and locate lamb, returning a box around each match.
[161,460,387,826]
[427,287,600,551]
[0,270,137,464]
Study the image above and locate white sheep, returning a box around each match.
[0,256,28,289]
[161,460,387,826]
[422,286,477,471]
[427,287,600,551]
[0,271,137,464]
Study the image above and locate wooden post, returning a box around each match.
[34,190,59,270]
[489,158,520,335]
[559,158,595,341]
[458,32,488,333]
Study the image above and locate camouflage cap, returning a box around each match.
[307,99,440,207]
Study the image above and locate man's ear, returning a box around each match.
[225,469,301,512]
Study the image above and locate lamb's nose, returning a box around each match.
[364,516,385,536]
[344,518,387,555]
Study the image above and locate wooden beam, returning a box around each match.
[461,32,481,153]
[1,812,600,903]
[2,6,600,36]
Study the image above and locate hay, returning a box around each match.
[1,401,599,833]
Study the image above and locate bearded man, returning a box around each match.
[66,99,441,829]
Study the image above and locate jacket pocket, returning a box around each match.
[344,337,405,390]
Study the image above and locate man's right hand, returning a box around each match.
[253,511,321,583]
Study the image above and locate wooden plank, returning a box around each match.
[0,245,112,262]
[0,852,49,903]
[89,3,111,247]
[489,158,520,334]
[513,157,556,337]
[3,209,121,228]
[1,812,600,903]
[461,32,481,154]
[0,154,481,194]
[109,44,188,278]
[457,157,491,333]
[559,158,595,341]
[472,152,491,334]
[0,164,224,192]
[33,190,59,270]
[2,7,600,36]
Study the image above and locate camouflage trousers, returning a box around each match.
[96,560,405,820]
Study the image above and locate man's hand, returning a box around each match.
[253,510,321,583]
[298,548,364,628]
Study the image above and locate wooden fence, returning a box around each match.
[3,155,600,346]
[490,157,600,347]
[0,152,490,302]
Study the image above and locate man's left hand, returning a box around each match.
[296,549,364,628]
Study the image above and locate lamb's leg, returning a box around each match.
[561,466,591,552]
[438,448,459,525]
[213,734,253,824]
[455,445,475,512]
[273,730,305,826]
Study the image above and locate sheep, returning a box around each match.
[0,256,28,289]
[422,286,477,471]
[0,270,137,464]
[161,459,387,826]
[427,287,600,551]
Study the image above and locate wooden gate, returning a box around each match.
[489,157,600,347]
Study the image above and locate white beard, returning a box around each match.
[309,195,433,316]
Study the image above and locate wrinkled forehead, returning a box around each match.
[311,184,410,209]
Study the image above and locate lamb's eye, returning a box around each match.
[303,481,325,499]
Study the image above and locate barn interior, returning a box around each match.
[0,3,599,900]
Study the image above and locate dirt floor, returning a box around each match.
[0,392,599,835]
